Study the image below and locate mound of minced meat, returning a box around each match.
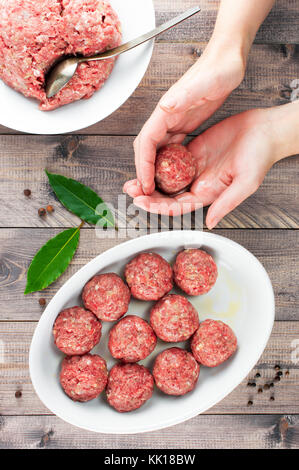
[0,0,121,110]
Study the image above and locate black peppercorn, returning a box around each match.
[38,208,46,217]
[277,371,283,376]
[274,365,280,371]
[24,189,31,197]
[15,390,22,398]
[264,384,270,390]
[247,400,253,406]
[255,373,261,378]
[274,376,281,382]
[258,388,263,393]
[270,396,275,401]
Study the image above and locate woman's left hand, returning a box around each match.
[124,107,279,229]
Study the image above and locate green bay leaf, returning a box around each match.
[24,227,80,295]
[45,170,114,227]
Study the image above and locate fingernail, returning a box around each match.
[142,186,150,195]
[206,219,217,230]
[142,183,155,195]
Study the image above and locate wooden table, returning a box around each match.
[0,0,299,449]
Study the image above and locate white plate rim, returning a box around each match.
[29,230,275,434]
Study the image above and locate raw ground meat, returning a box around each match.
[60,354,108,402]
[191,319,237,367]
[153,347,200,396]
[108,315,157,363]
[173,249,218,296]
[125,252,173,301]
[150,294,199,342]
[106,363,154,412]
[155,144,197,194]
[0,0,122,110]
[82,273,131,322]
[53,306,102,355]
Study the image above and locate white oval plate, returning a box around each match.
[0,0,155,134]
[29,231,275,434]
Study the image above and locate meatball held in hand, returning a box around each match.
[155,144,197,195]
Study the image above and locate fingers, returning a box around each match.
[123,179,144,198]
[206,177,258,230]
[177,186,215,208]
[134,134,156,196]
[133,192,202,217]
[134,106,170,196]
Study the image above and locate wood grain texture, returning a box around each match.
[0,136,299,229]
[0,414,298,449]
[0,42,298,135]
[154,0,299,44]
[0,322,298,417]
[1,229,298,321]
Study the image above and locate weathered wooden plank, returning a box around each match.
[0,134,299,229]
[0,322,298,417]
[0,414,298,449]
[154,0,299,45]
[0,42,297,135]
[1,229,298,321]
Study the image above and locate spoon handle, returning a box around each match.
[83,6,201,62]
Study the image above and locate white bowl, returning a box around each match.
[0,0,155,134]
[29,231,275,434]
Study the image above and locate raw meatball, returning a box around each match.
[0,0,122,111]
[60,354,108,402]
[153,347,200,396]
[173,249,218,296]
[106,363,154,412]
[82,273,131,322]
[150,294,199,342]
[125,252,173,301]
[108,315,157,363]
[155,144,197,194]
[191,319,237,367]
[53,306,102,355]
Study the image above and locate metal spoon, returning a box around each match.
[45,6,201,98]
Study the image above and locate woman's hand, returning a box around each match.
[125,0,276,197]
[124,107,281,229]
[129,38,247,196]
